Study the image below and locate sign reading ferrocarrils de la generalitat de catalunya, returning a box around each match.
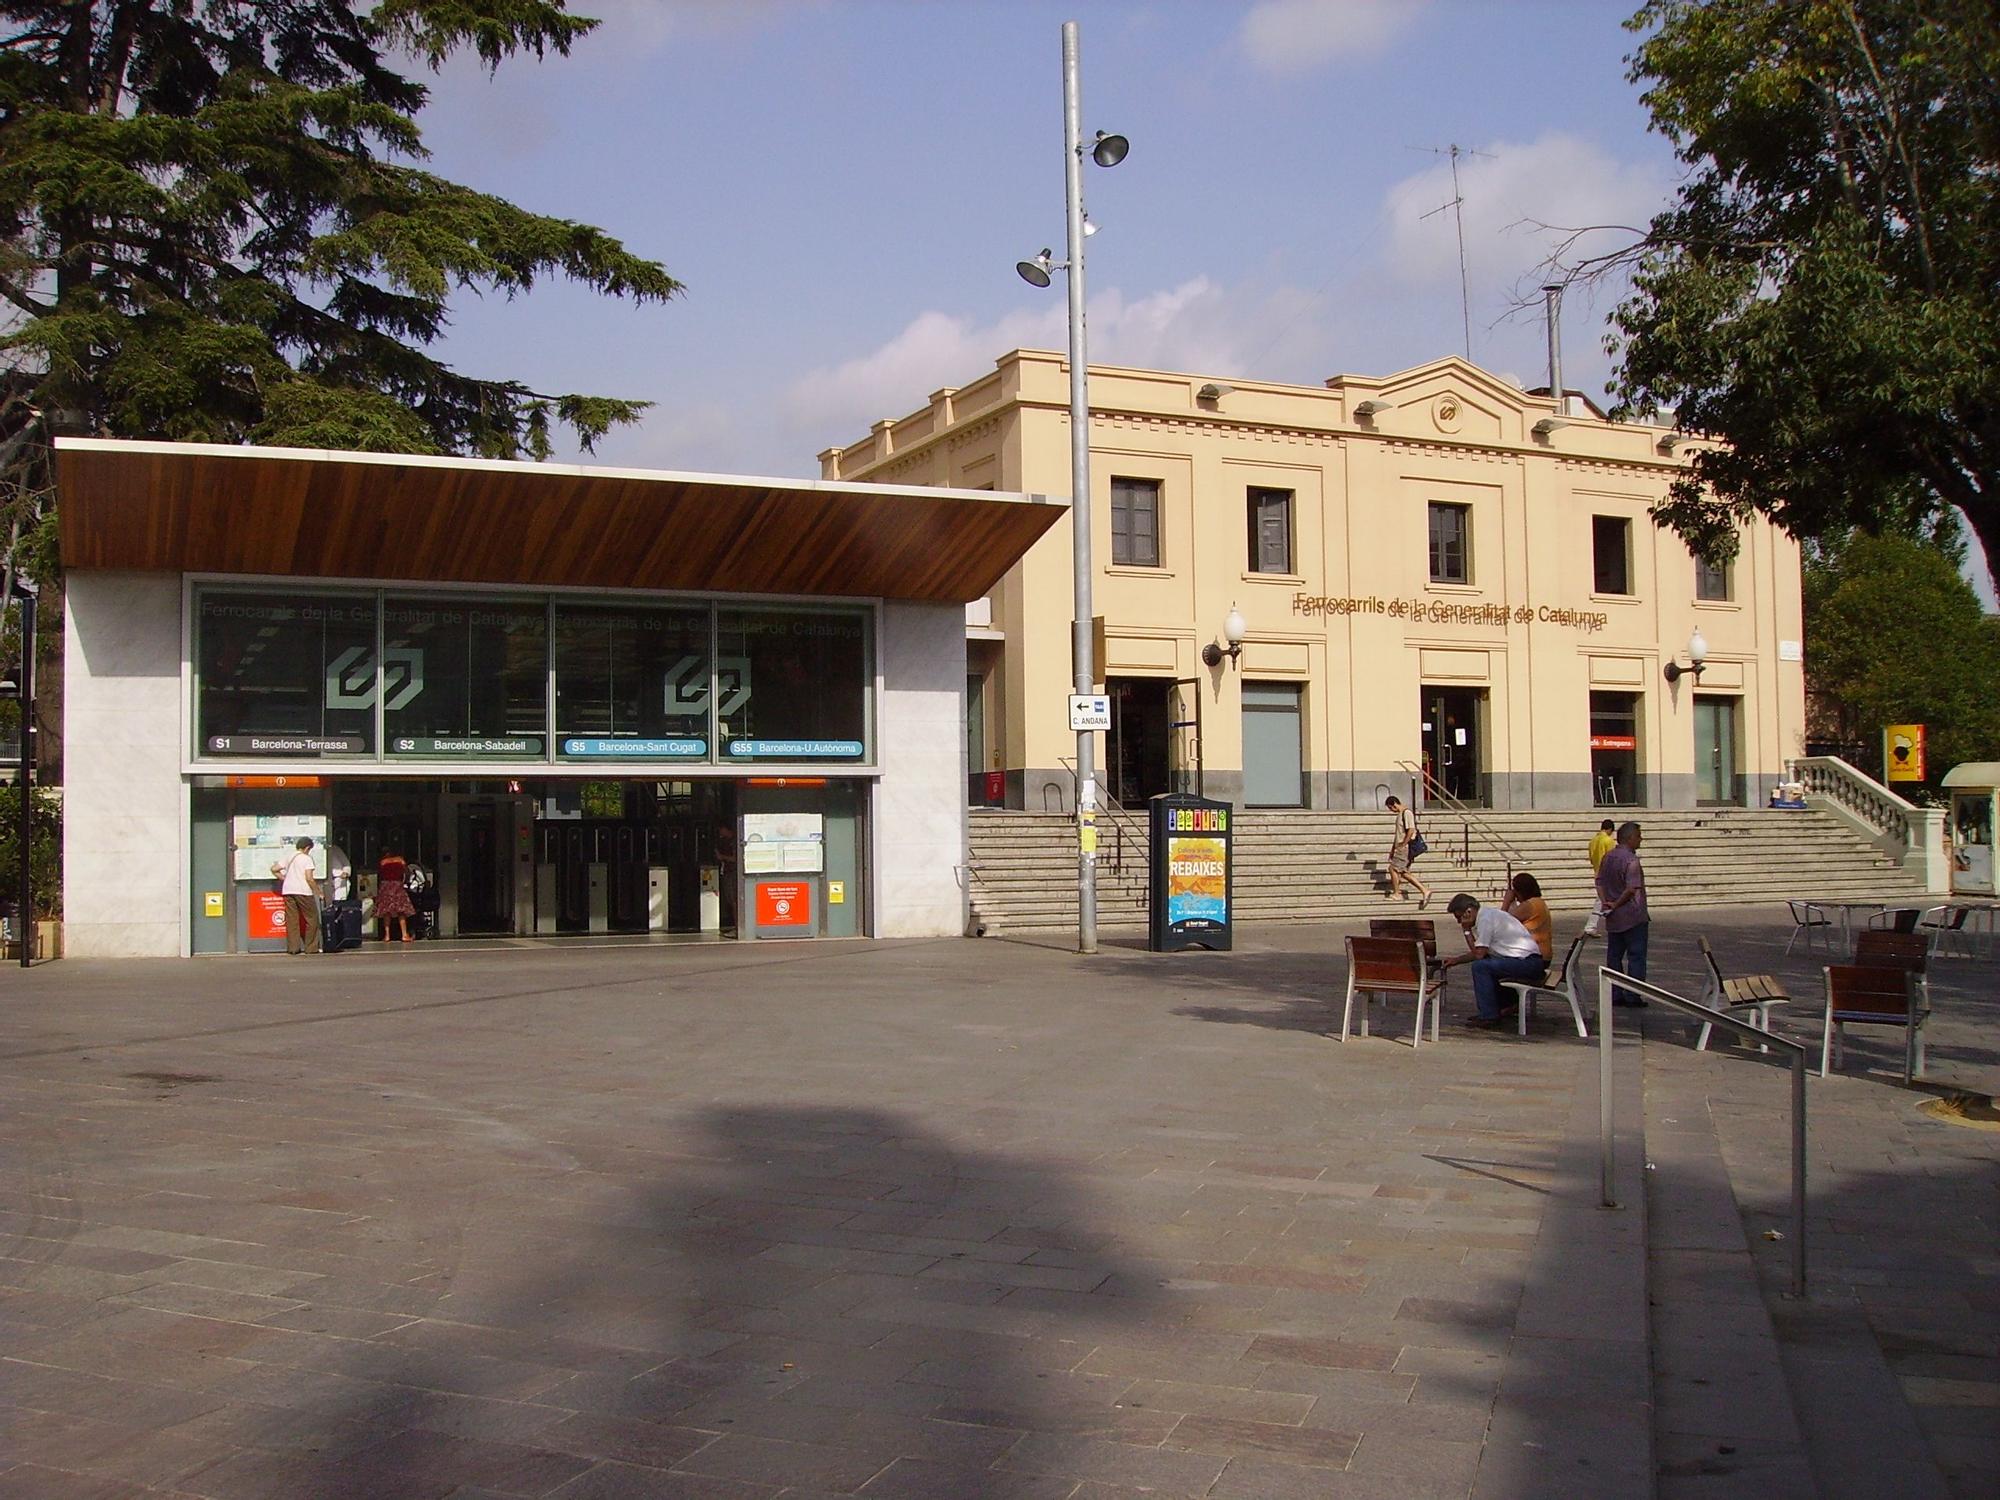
[1290,594,1612,634]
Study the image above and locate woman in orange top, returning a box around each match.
[1502,872,1554,965]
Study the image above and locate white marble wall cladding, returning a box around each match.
[63,571,184,956]
[875,601,968,938]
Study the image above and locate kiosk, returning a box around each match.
[1941,762,1998,897]
[1148,794,1234,952]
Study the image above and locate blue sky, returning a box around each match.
[417,0,1680,476]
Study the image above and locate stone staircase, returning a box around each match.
[965,805,1931,934]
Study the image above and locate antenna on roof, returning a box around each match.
[1411,143,1496,361]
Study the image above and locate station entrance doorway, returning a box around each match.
[326,779,746,941]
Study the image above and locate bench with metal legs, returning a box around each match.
[1498,930,1591,1037]
[1696,936,1791,1052]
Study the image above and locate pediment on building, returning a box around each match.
[1333,356,1547,444]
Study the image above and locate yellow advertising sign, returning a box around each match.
[1884,724,1926,782]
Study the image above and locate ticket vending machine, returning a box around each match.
[740,807,825,940]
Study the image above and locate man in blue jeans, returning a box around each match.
[1596,821,1649,1007]
[1440,893,1549,1028]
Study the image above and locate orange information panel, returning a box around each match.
[247,891,290,940]
[755,880,812,927]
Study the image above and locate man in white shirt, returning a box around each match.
[271,837,322,955]
[1440,892,1548,1028]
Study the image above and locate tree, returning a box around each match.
[1595,0,2000,592]
[0,0,681,588]
[1803,530,2000,783]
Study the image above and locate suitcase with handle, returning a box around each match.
[322,899,365,953]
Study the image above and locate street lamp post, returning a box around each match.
[1061,22,1098,956]
[1018,21,1126,954]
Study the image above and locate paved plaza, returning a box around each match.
[1,909,1994,1499]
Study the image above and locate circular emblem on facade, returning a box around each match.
[1433,396,1463,433]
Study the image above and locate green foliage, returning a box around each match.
[0,784,62,919]
[0,0,682,585]
[1610,0,2000,589]
[1803,532,2000,782]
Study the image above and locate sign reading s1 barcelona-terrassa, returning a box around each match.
[1149,794,1234,953]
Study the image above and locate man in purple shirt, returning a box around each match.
[1595,821,1648,1007]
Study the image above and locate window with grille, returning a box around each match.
[1695,555,1732,601]
[1247,487,1293,574]
[1428,501,1470,584]
[1111,477,1160,568]
[1593,515,1632,595]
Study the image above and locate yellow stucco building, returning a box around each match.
[823,351,1806,814]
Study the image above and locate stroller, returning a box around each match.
[406,862,443,939]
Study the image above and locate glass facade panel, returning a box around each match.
[554,604,710,761]
[716,607,871,761]
[196,590,377,755]
[383,599,548,757]
[195,589,875,766]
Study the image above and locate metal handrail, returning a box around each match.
[1057,756,1148,874]
[1593,966,1808,1298]
[1394,759,1530,888]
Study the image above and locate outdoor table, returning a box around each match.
[1808,900,1899,951]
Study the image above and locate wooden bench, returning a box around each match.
[1341,935,1436,1049]
[1695,936,1791,1051]
[1853,929,1930,1011]
[1821,964,1927,1084]
[1369,917,1440,964]
[1370,916,1448,1006]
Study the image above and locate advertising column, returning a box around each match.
[1148,794,1233,952]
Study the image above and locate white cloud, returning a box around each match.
[1381,131,1672,296]
[575,0,787,58]
[1239,0,1430,75]
[781,278,1342,455]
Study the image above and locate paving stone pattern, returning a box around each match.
[0,906,1991,1498]
[1633,912,1999,1500]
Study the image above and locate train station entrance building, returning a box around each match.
[56,439,1063,957]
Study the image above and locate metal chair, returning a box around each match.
[1341,935,1437,1049]
[1498,930,1591,1037]
[1695,936,1791,1051]
[1783,899,1834,956]
[1916,904,1975,960]
[1820,964,1926,1084]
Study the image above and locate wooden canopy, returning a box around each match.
[56,439,1064,603]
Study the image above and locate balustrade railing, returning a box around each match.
[1791,755,1948,892]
